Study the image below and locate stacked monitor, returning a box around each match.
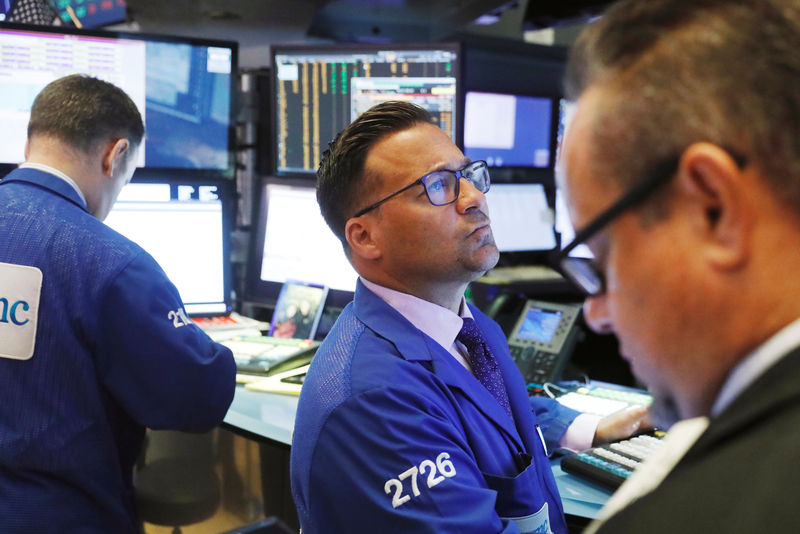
[0,23,238,316]
[247,180,358,308]
[0,22,237,176]
[105,181,232,316]
[271,44,460,176]
[485,183,556,255]
[463,91,554,169]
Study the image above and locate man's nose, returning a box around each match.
[457,178,487,212]
[583,294,614,334]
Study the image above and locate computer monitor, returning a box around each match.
[486,182,556,254]
[464,91,553,169]
[0,22,236,175]
[246,180,358,307]
[104,180,232,316]
[271,43,460,176]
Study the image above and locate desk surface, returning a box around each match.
[223,385,613,520]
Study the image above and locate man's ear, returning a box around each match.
[345,216,382,261]
[101,138,130,177]
[675,142,751,270]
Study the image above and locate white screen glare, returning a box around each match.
[485,183,556,252]
[259,184,358,292]
[0,29,147,166]
[104,183,227,315]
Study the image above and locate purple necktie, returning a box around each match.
[457,318,512,417]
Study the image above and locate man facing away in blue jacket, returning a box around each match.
[0,74,235,532]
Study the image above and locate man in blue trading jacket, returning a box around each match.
[291,101,645,533]
[0,74,236,532]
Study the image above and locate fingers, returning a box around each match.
[593,405,651,446]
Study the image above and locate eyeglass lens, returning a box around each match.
[421,162,490,206]
[560,257,603,296]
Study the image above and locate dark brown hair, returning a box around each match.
[316,101,433,246]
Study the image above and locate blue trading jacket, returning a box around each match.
[0,168,236,533]
[291,279,567,534]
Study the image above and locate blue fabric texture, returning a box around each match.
[290,280,568,534]
[0,168,236,533]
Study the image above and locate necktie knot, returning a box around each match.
[457,318,512,417]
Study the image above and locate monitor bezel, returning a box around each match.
[0,21,238,180]
[269,41,462,178]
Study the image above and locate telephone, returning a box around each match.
[506,299,583,386]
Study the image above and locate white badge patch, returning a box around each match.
[0,262,42,360]
[506,501,552,534]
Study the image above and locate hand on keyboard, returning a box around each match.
[593,405,651,446]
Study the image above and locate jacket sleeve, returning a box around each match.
[530,396,582,453]
[92,252,236,432]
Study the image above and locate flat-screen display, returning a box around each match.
[0,22,236,174]
[485,183,556,252]
[104,181,231,316]
[272,44,459,175]
[55,0,128,28]
[247,181,358,306]
[464,91,553,168]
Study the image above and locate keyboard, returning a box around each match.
[560,433,665,489]
[575,385,653,406]
[221,335,319,378]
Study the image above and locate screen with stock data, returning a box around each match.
[0,24,235,172]
[272,45,459,175]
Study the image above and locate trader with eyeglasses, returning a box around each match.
[291,101,575,533]
[553,0,800,532]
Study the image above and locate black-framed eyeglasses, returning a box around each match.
[551,151,748,296]
[550,157,682,297]
[351,160,490,218]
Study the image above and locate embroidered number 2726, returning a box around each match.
[384,452,456,508]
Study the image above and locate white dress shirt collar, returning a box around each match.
[360,277,473,370]
[712,315,800,416]
[19,162,87,206]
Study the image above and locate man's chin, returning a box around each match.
[648,388,682,430]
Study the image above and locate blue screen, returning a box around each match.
[0,26,234,172]
[143,42,233,170]
[464,91,553,168]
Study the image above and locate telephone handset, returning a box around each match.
[507,299,583,386]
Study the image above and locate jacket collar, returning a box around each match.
[1,167,89,212]
[352,280,525,446]
[683,346,800,461]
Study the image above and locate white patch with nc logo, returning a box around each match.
[0,262,42,360]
